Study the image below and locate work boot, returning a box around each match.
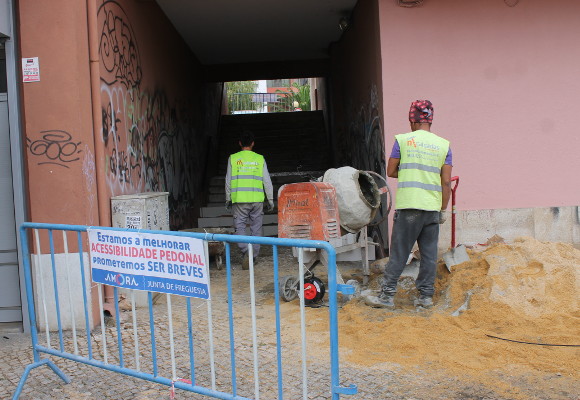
[414,295,433,308]
[242,252,250,270]
[364,292,395,309]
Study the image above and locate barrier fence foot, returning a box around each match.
[334,383,358,397]
[12,359,70,400]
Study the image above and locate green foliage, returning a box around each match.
[274,82,311,112]
[291,82,311,111]
[226,81,258,114]
[226,80,311,114]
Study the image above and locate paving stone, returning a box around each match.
[2,247,577,399]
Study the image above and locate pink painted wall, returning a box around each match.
[18,0,98,226]
[378,0,580,211]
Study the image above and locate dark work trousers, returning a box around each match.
[382,209,440,297]
[232,202,264,257]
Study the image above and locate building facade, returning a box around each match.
[1,0,578,331]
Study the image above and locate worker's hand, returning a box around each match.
[225,200,232,211]
[267,199,275,212]
[439,210,447,224]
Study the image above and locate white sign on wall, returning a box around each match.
[22,57,40,82]
[88,229,210,299]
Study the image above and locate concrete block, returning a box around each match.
[32,253,94,331]
[573,207,580,247]
[111,192,169,230]
[492,208,535,240]
[336,246,376,262]
[452,209,495,248]
[534,206,573,243]
[438,205,580,253]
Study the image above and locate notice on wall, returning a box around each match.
[125,215,142,230]
[88,228,210,299]
[22,57,40,82]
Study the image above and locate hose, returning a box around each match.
[486,334,580,347]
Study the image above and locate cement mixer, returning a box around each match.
[277,166,392,303]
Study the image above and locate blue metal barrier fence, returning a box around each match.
[13,222,357,399]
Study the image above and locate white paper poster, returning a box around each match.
[22,57,40,82]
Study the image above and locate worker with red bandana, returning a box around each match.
[365,100,452,309]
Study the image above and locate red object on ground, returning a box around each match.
[278,182,341,241]
[303,282,318,300]
[450,176,459,248]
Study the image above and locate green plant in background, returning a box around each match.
[291,82,311,110]
[226,81,258,114]
[274,82,311,112]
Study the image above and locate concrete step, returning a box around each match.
[208,194,281,204]
[200,206,230,217]
[208,180,316,196]
[217,111,331,176]
[198,214,278,228]
[189,223,278,237]
[211,173,323,186]
[263,225,278,237]
[200,111,328,239]
[209,194,225,203]
[200,205,279,217]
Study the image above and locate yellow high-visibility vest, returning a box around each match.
[395,130,449,211]
[230,151,265,203]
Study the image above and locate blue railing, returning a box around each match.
[13,222,357,399]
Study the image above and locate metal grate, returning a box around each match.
[325,219,340,238]
[288,224,312,239]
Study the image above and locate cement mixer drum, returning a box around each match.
[323,166,381,233]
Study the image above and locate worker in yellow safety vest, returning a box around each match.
[365,100,452,309]
[225,130,274,270]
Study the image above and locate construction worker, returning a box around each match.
[365,100,452,308]
[225,130,274,270]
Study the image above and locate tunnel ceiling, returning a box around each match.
[155,0,358,65]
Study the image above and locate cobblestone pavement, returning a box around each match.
[1,247,577,399]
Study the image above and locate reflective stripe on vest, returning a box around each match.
[230,151,265,203]
[398,181,442,192]
[395,130,449,211]
[399,163,441,174]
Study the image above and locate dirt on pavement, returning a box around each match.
[289,236,579,399]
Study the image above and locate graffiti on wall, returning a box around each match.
[82,144,97,226]
[27,130,83,168]
[99,1,142,90]
[98,0,201,229]
[343,85,386,174]
[342,84,389,255]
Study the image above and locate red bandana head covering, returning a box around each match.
[409,100,434,123]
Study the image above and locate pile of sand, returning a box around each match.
[300,237,579,397]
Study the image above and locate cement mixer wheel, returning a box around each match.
[303,277,325,304]
[280,275,299,302]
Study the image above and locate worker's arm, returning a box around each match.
[262,160,274,201]
[387,157,400,178]
[225,157,232,202]
[440,164,452,210]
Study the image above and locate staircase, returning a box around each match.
[198,111,331,236]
